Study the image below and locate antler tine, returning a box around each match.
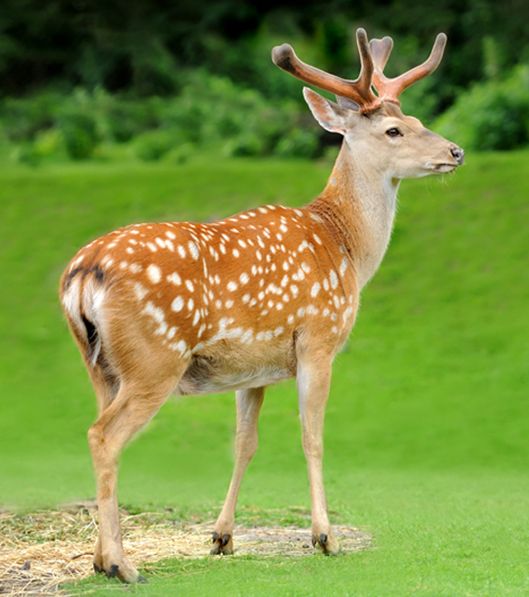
[369,36,394,72]
[271,28,379,111]
[371,33,447,103]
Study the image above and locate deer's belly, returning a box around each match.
[176,354,293,395]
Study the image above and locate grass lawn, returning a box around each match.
[1,151,528,595]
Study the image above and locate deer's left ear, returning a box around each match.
[303,87,350,135]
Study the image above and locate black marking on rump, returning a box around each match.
[81,313,99,363]
[64,264,105,290]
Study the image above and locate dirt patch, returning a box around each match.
[0,502,371,595]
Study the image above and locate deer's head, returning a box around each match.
[272,29,464,180]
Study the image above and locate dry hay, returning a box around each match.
[0,502,371,595]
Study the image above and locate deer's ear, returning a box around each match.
[303,87,350,134]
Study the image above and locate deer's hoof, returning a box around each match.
[210,531,234,555]
[93,556,143,583]
[312,532,340,556]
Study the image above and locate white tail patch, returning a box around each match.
[61,276,83,330]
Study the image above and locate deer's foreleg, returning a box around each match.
[211,386,265,555]
[297,352,339,555]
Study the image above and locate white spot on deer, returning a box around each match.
[144,301,165,324]
[241,329,254,343]
[330,270,338,289]
[187,298,194,311]
[311,282,321,297]
[188,241,199,260]
[280,275,289,287]
[313,233,323,245]
[166,230,176,240]
[192,310,200,326]
[171,296,184,312]
[239,272,249,285]
[282,262,290,271]
[287,314,294,324]
[147,264,161,284]
[258,207,268,214]
[126,247,134,255]
[155,237,167,249]
[307,305,318,315]
[169,339,188,355]
[147,242,157,252]
[323,278,330,291]
[134,282,148,301]
[340,257,348,276]
[279,224,288,233]
[225,299,234,309]
[185,280,194,292]
[167,272,181,286]
[167,326,177,339]
[291,285,299,297]
[227,281,238,292]
[301,262,311,274]
[292,269,305,281]
[177,245,186,258]
[297,307,306,317]
[343,306,354,322]
[129,263,142,274]
[233,248,240,258]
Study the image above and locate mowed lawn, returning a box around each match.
[1,152,529,595]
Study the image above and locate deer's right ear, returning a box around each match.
[302,87,350,135]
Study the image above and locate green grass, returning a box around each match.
[1,151,528,595]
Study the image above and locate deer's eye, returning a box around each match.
[386,127,402,138]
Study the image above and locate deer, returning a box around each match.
[59,28,464,583]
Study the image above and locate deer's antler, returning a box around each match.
[272,28,380,113]
[369,33,447,104]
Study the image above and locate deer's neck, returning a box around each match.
[310,141,399,289]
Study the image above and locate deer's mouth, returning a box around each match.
[427,162,459,174]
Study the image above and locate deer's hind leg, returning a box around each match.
[211,387,265,555]
[88,369,182,582]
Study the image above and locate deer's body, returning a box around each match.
[60,29,463,582]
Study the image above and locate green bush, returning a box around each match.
[57,108,99,160]
[134,129,176,161]
[0,92,61,142]
[434,66,529,151]
[275,128,319,158]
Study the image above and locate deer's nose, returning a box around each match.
[450,145,465,165]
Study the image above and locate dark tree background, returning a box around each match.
[1,0,528,102]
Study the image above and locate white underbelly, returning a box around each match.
[176,364,292,395]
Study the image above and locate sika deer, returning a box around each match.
[60,28,463,582]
